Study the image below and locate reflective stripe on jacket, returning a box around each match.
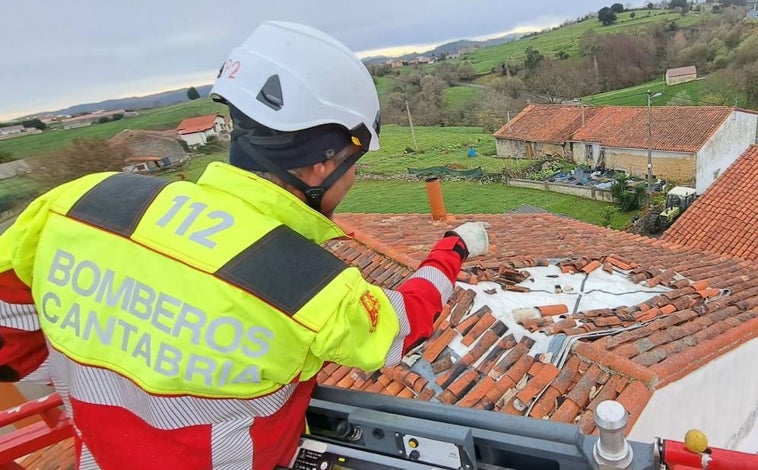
[0,162,463,469]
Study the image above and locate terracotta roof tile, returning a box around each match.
[664,145,758,262]
[493,104,603,143]
[176,114,220,134]
[24,202,758,462]
[494,104,738,153]
[318,212,758,433]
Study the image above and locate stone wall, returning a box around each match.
[503,177,615,203]
[604,148,696,186]
[496,139,567,160]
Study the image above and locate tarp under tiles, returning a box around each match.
[447,265,670,360]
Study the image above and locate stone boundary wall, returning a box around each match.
[504,176,615,203]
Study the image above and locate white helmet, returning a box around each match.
[211,21,380,151]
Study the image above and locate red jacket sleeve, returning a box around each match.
[393,235,466,352]
[0,269,48,381]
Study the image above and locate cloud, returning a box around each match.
[0,0,610,121]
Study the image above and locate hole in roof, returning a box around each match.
[403,258,673,394]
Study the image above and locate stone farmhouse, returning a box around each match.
[493,104,758,194]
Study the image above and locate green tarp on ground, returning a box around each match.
[407,166,484,179]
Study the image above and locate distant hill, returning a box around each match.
[39,34,522,116]
[43,84,214,116]
[361,32,522,64]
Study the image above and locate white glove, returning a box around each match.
[451,222,489,258]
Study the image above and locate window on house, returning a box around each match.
[585,144,593,160]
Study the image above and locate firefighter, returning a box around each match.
[0,21,489,469]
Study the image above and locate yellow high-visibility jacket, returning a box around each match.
[0,162,463,469]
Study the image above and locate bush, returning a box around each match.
[194,135,228,155]
[610,173,646,211]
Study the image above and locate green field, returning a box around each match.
[357,125,502,175]
[1,123,634,230]
[339,180,633,229]
[0,98,226,160]
[176,154,634,230]
[444,86,483,112]
[158,131,634,231]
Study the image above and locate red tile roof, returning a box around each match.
[18,210,758,464]
[495,104,737,153]
[666,65,697,78]
[319,212,758,434]
[176,114,219,135]
[663,145,758,261]
[493,104,602,143]
[574,106,733,153]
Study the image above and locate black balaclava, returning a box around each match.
[228,105,363,212]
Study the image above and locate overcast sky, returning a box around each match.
[1,1,617,121]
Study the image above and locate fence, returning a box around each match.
[503,176,615,203]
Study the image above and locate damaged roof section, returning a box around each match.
[324,213,758,434]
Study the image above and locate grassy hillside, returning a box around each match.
[581,77,733,108]
[0,98,226,160]
[457,10,709,75]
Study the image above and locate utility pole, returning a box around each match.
[646,90,662,200]
[405,100,417,150]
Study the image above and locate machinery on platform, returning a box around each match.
[284,386,757,470]
[2,386,758,469]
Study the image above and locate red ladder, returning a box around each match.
[0,393,73,469]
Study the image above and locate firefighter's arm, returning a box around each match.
[311,229,485,371]
[0,187,71,382]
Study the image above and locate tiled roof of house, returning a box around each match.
[573,106,733,153]
[663,145,758,261]
[495,104,737,153]
[318,212,758,435]
[493,104,602,143]
[666,65,697,78]
[176,114,219,135]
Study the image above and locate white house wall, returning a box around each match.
[628,336,758,453]
[181,132,206,146]
[213,116,227,134]
[695,110,758,194]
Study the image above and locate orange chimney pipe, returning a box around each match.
[425,177,447,221]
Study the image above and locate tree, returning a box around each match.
[526,58,595,103]
[21,118,46,130]
[456,62,477,81]
[523,46,544,73]
[474,89,521,133]
[610,3,624,13]
[647,2,654,9]
[598,7,618,26]
[28,137,132,191]
[187,86,200,100]
[495,77,526,98]
[670,0,689,8]
[408,75,447,125]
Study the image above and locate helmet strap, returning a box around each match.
[235,133,363,213]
